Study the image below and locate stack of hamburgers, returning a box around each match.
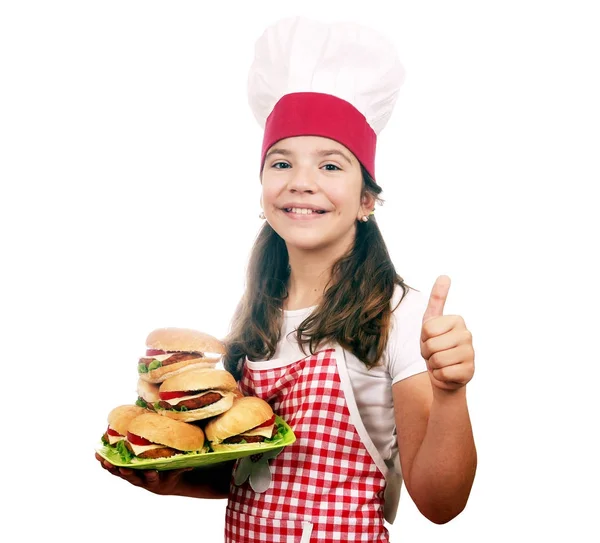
[135,327,227,409]
[100,327,283,463]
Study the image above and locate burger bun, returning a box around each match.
[204,396,274,445]
[140,357,220,384]
[159,369,237,394]
[136,379,160,404]
[107,405,148,436]
[128,412,205,451]
[139,328,226,384]
[146,327,226,356]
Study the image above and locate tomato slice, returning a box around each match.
[159,390,193,401]
[255,415,276,428]
[106,427,122,437]
[127,432,154,446]
[146,349,166,356]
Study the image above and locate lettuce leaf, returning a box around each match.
[115,439,134,463]
[147,360,162,371]
[265,421,287,444]
[154,402,189,412]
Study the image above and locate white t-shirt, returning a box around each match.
[273,285,429,472]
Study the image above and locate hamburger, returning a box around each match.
[102,404,147,447]
[156,369,238,422]
[136,379,160,411]
[138,327,225,384]
[124,412,206,459]
[204,396,281,451]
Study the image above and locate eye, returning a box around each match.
[323,164,341,171]
[272,161,291,169]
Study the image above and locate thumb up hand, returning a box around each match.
[420,276,475,392]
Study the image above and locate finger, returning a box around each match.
[165,467,193,479]
[421,331,461,361]
[95,452,113,468]
[428,344,473,370]
[429,372,464,391]
[97,455,117,473]
[159,467,191,486]
[421,324,471,359]
[422,275,451,324]
[143,470,160,485]
[420,314,458,343]
[431,361,473,384]
[117,469,148,487]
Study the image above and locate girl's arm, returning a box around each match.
[96,454,233,499]
[173,461,233,499]
[393,374,476,524]
[393,276,477,524]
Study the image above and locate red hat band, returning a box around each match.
[261,92,377,179]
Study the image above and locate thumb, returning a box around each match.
[422,275,451,323]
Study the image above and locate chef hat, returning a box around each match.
[248,16,406,180]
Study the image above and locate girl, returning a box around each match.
[96,16,477,542]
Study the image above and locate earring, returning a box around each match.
[259,211,266,219]
[361,215,369,222]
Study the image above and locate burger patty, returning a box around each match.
[159,392,222,411]
[223,426,276,444]
[139,352,203,368]
[124,441,179,459]
[138,447,179,459]
[223,435,266,444]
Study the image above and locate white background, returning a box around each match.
[1,1,599,541]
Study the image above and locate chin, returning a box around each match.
[270,216,354,252]
[282,233,325,250]
[282,231,343,252]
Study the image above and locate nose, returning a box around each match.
[287,165,318,193]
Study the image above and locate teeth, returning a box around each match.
[283,207,326,215]
[291,208,313,214]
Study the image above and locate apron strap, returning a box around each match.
[300,521,313,543]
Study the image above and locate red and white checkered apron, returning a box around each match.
[225,348,389,542]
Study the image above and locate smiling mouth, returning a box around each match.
[283,208,328,215]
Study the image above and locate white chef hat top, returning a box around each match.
[247,15,406,179]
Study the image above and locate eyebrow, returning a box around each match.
[265,147,353,165]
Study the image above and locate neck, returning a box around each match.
[284,231,355,311]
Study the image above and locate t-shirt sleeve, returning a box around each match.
[386,286,430,385]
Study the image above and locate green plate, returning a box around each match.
[95,415,296,471]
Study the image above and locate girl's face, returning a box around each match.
[261,136,371,252]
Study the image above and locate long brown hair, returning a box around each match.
[223,165,411,379]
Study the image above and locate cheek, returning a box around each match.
[325,188,360,215]
[261,185,279,206]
